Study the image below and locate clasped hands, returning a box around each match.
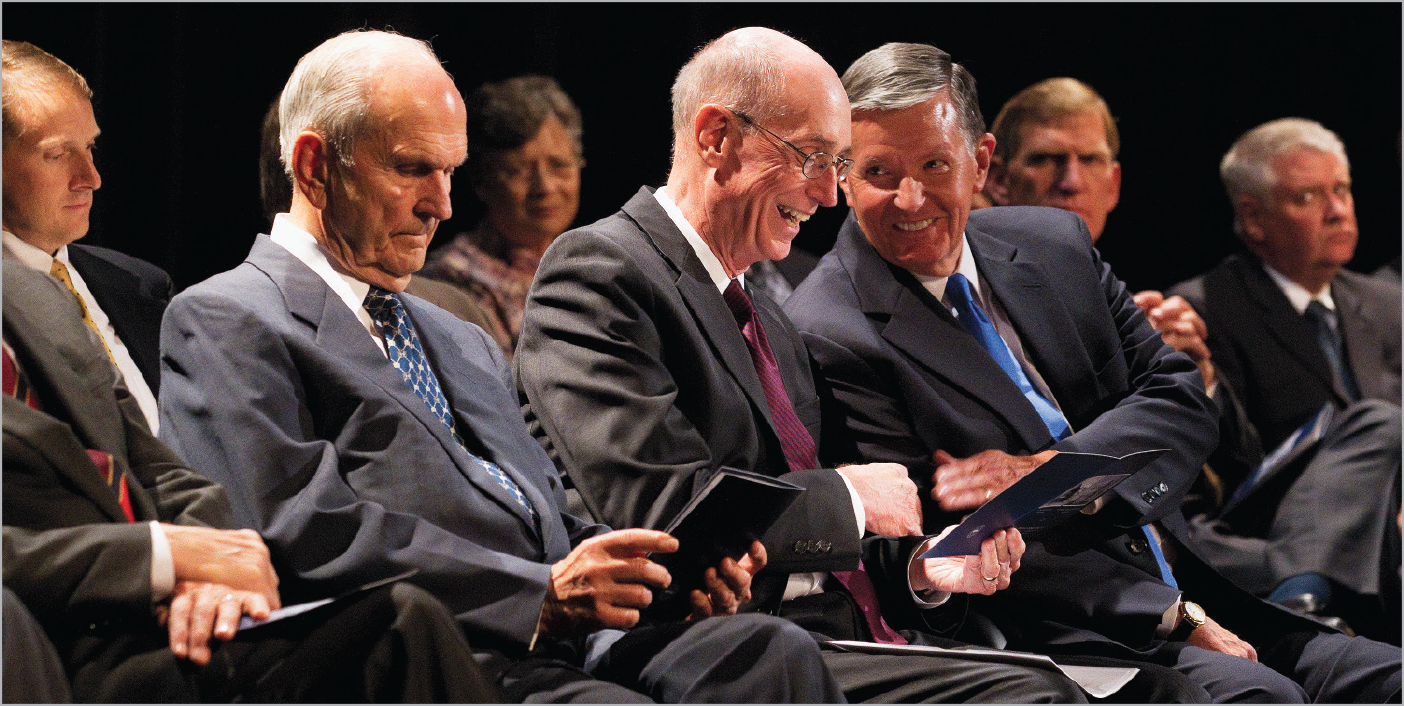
[837,460,1030,596]
[537,528,764,637]
[156,524,282,665]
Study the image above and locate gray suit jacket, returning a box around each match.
[1170,253,1402,450]
[158,235,609,655]
[2,260,230,639]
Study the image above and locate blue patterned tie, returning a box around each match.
[1304,300,1360,402]
[945,273,1176,587]
[364,288,536,520]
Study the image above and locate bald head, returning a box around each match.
[670,27,840,159]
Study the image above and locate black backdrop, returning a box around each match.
[4,2,1400,292]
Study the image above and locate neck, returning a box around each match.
[663,174,750,279]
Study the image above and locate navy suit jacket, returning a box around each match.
[788,207,1322,653]
[158,235,608,656]
[67,243,173,393]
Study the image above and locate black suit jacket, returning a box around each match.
[518,187,944,634]
[1170,253,1402,451]
[788,207,1324,653]
[67,243,174,393]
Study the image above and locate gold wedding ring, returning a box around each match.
[981,575,997,582]
[984,489,992,500]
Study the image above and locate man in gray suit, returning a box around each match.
[158,29,841,703]
[1169,118,1402,638]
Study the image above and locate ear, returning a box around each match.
[1237,195,1266,244]
[986,154,1010,205]
[291,131,331,211]
[840,171,855,204]
[971,133,997,193]
[1107,160,1122,211]
[693,104,733,170]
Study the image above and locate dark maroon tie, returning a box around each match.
[721,280,906,644]
[722,280,819,474]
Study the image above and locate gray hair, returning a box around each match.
[842,42,985,155]
[2,40,93,148]
[278,30,440,174]
[1220,118,1350,235]
[467,75,583,185]
[670,32,786,155]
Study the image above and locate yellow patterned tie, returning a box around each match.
[49,259,116,365]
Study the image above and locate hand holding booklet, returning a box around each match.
[641,467,805,623]
[922,449,1167,558]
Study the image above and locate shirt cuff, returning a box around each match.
[149,521,175,602]
[834,470,866,539]
[906,536,952,608]
[1157,595,1184,637]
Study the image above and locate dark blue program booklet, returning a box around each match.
[921,449,1167,558]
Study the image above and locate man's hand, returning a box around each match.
[932,449,1057,512]
[161,524,280,608]
[158,581,273,665]
[1186,616,1258,662]
[912,526,1024,595]
[689,540,766,619]
[1133,291,1215,390]
[837,462,922,537]
[537,529,676,637]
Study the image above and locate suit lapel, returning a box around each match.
[835,217,1053,452]
[1236,258,1344,403]
[67,245,165,387]
[1333,276,1383,399]
[2,291,143,523]
[621,190,779,432]
[247,237,540,535]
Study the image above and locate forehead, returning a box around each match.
[364,69,467,158]
[12,88,98,145]
[1272,149,1348,187]
[504,116,574,159]
[852,95,964,155]
[771,61,852,151]
[1018,112,1110,154]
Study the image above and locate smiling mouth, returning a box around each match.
[778,205,811,228]
[893,218,934,232]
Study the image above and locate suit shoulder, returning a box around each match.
[786,250,864,335]
[69,244,173,287]
[967,206,1094,254]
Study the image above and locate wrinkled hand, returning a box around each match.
[538,529,676,637]
[156,581,272,665]
[1134,291,1215,389]
[913,526,1024,595]
[689,540,766,619]
[838,462,922,537]
[161,524,280,608]
[933,449,1057,512]
[1186,616,1257,662]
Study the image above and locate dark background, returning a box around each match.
[5,2,1400,292]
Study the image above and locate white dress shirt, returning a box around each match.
[269,214,389,356]
[1264,264,1337,316]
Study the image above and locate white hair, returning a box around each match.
[277,30,440,174]
[670,30,787,157]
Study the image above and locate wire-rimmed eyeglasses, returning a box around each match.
[732,110,853,180]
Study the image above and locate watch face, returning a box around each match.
[1184,601,1207,625]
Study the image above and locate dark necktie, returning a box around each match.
[3,343,135,522]
[1303,300,1360,402]
[364,288,536,521]
[945,274,1177,588]
[722,280,905,644]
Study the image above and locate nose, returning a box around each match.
[73,149,101,192]
[807,165,840,208]
[893,176,926,212]
[1323,190,1352,222]
[1055,158,1083,194]
[417,172,453,222]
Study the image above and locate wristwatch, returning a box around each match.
[1168,599,1207,641]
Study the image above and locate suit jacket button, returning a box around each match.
[794,541,807,554]
[818,540,832,553]
[1158,482,1169,493]
[1127,537,1148,554]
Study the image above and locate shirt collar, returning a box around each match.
[1263,263,1335,315]
[914,232,978,306]
[654,187,741,293]
[2,230,68,273]
[268,214,371,313]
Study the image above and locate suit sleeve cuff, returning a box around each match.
[150,521,174,601]
[834,470,866,539]
[906,536,951,608]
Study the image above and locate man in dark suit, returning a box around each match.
[3,260,497,702]
[158,30,842,703]
[516,27,1141,704]
[1169,118,1401,637]
[786,42,1400,702]
[1,40,170,433]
